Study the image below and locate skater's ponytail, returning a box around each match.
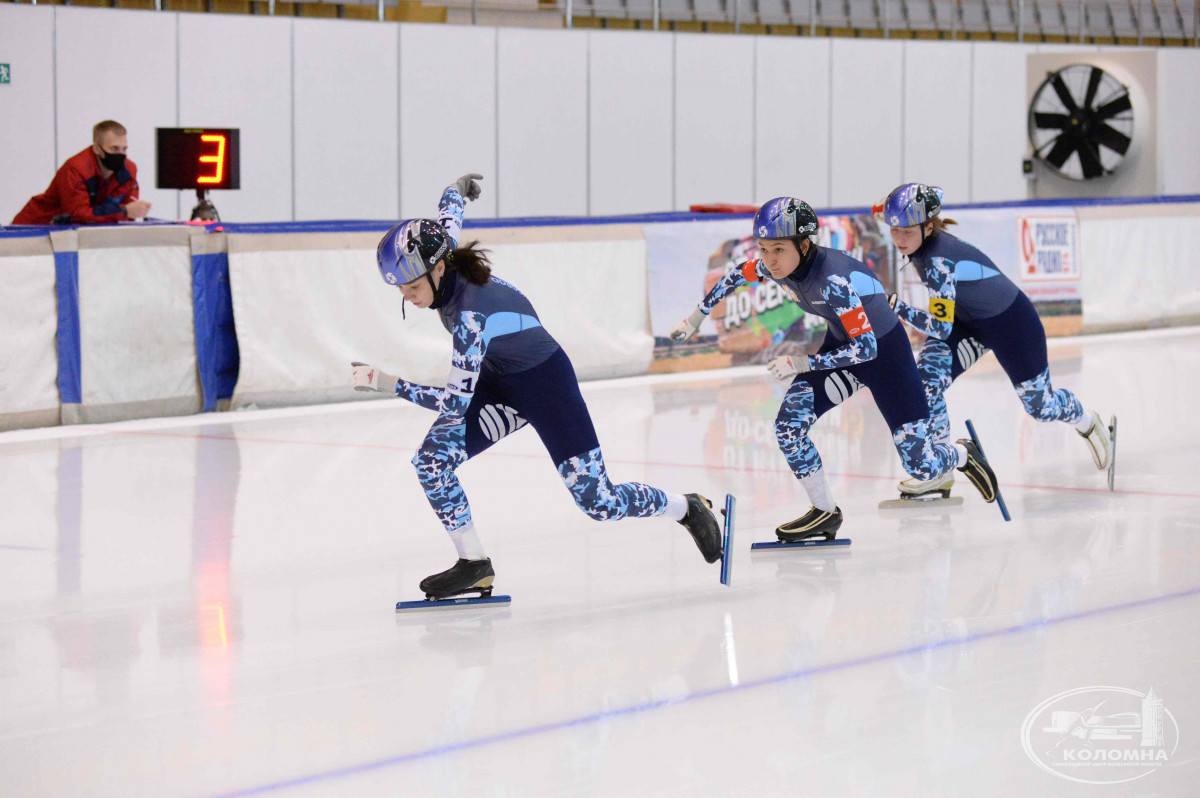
[928,216,958,235]
[445,240,492,286]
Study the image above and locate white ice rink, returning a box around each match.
[2,327,1198,797]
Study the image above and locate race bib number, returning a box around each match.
[446,366,479,396]
[838,307,873,338]
[928,297,956,322]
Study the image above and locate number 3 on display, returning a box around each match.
[197,134,227,185]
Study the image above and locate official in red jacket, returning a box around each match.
[12,120,152,225]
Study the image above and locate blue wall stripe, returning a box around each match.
[53,249,81,405]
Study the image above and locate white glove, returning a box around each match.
[453,173,483,202]
[767,355,811,382]
[351,361,399,394]
[669,307,707,343]
[887,292,899,310]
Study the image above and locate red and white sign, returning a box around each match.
[1017,214,1080,283]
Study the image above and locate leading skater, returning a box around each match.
[670,197,999,542]
[875,183,1111,501]
[353,174,724,602]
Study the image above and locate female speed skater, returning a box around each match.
[670,196,1000,542]
[875,183,1111,501]
[352,174,724,602]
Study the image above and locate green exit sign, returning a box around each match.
[0,64,10,85]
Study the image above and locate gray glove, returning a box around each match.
[669,307,707,343]
[454,173,483,202]
[351,361,399,394]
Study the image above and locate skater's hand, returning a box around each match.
[887,292,899,310]
[351,361,399,394]
[453,173,483,202]
[767,355,809,381]
[669,307,706,343]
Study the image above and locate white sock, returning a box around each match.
[666,493,689,522]
[448,523,487,560]
[1074,411,1096,434]
[954,444,968,468]
[800,469,836,512]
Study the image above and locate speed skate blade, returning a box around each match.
[1107,415,1118,492]
[965,419,1011,522]
[396,595,512,613]
[720,494,736,586]
[878,496,963,510]
[751,538,852,551]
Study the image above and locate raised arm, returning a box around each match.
[894,256,956,340]
[671,259,763,342]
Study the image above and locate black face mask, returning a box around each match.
[98,150,126,172]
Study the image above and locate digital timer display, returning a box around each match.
[156,128,241,191]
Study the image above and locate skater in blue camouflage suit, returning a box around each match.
[671,197,1001,542]
[876,183,1111,500]
[353,174,724,601]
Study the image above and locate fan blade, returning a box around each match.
[1078,141,1104,179]
[1094,93,1132,121]
[1049,73,1079,113]
[1033,112,1071,130]
[1093,122,1131,155]
[1044,134,1077,170]
[1083,66,1103,110]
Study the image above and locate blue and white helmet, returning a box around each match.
[752,197,820,240]
[879,183,944,227]
[376,219,452,286]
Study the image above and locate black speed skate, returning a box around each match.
[679,493,724,563]
[777,506,843,542]
[419,558,496,600]
[956,438,998,503]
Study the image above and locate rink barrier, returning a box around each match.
[0,194,1197,431]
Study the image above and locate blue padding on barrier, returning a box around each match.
[54,249,82,405]
[5,194,1199,239]
[192,251,239,411]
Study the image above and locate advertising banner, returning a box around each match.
[648,212,898,373]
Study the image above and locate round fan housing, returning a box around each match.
[1028,64,1134,181]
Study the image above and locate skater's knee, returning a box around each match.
[1018,391,1057,421]
[412,448,455,486]
[775,415,811,447]
[575,498,614,522]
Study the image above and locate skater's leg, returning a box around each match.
[414,376,509,558]
[556,447,668,521]
[773,370,847,540]
[1014,367,1085,424]
[916,337,955,444]
[978,295,1107,469]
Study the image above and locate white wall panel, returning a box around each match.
[829,39,902,208]
[755,36,831,209]
[1157,50,1200,196]
[179,15,293,223]
[54,8,177,220]
[497,28,587,217]
[970,42,1037,203]
[294,19,398,221]
[399,23,497,219]
[0,5,56,225]
[588,30,673,216]
[675,33,754,210]
[902,41,971,206]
